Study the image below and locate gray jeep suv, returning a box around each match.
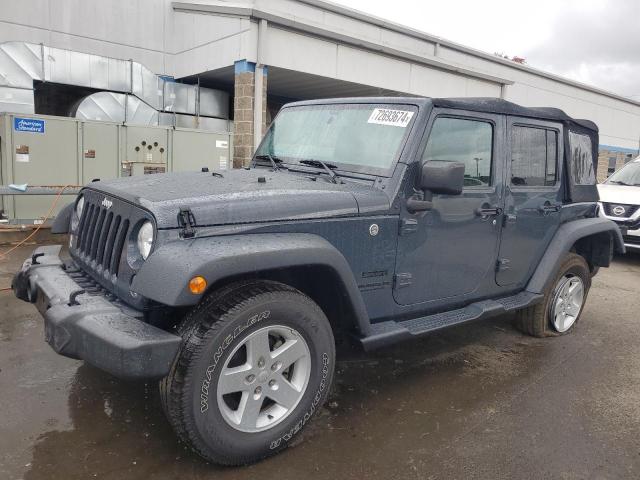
[13,97,623,465]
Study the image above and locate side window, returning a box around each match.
[423,117,493,187]
[511,126,558,187]
[568,131,596,185]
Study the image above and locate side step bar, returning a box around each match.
[359,291,543,351]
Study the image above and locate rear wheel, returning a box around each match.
[515,253,591,337]
[160,281,335,465]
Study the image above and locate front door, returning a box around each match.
[394,110,505,306]
[496,117,563,286]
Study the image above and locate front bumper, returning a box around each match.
[12,245,181,379]
[623,236,640,251]
[612,225,640,251]
[599,208,640,251]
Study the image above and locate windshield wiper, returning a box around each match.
[253,154,283,171]
[299,159,342,184]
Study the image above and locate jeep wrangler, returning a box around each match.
[13,97,623,465]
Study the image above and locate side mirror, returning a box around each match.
[419,160,465,195]
[406,160,465,213]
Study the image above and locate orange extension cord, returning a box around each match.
[0,185,79,292]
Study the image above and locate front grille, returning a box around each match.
[623,236,640,246]
[70,189,154,310]
[65,263,115,297]
[75,197,130,279]
[610,218,640,230]
[602,202,639,218]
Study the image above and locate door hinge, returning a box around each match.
[502,213,517,227]
[393,272,413,289]
[496,258,510,272]
[399,218,419,236]
[178,207,197,238]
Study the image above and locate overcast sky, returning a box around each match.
[333,0,640,99]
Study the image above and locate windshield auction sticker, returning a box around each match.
[368,108,414,127]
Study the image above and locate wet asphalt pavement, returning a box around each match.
[1,243,640,480]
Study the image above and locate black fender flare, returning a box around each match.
[51,202,73,234]
[132,233,372,335]
[526,217,624,294]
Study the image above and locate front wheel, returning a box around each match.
[515,253,591,337]
[160,281,335,466]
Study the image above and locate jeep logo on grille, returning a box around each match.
[101,198,113,209]
[612,205,626,216]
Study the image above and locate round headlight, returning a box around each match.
[137,221,154,260]
[75,196,85,218]
[70,196,84,232]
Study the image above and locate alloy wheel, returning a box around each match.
[216,325,311,433]
[549,274,585,333]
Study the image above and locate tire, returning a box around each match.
[515,253,591,337]
[159,281,335,466]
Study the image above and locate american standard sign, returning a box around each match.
[14,117,45,133]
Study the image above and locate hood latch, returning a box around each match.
[178,207,197,238]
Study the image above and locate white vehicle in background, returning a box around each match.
[598,157,640,251]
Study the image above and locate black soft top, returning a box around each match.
[285,96,599,203]
[289,96,598,133]
[432,97,598,133]
[433,97,599,203]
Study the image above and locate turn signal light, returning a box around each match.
[188,276,207,294]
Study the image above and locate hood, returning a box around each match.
[597,183,640,205]
[87,169,391,228]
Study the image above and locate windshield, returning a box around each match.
[255,104,418,175]
[605,159,640,186]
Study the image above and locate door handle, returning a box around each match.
[475,204,503,218]
[538,202,560,214]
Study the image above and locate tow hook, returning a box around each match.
[68,289,86,306]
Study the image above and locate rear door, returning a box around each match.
[496,117,563,286]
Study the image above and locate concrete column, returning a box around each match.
[232,60,268,168]
[500,83,508,100]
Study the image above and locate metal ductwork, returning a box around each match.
[74,91,159,125]
[0,42,42,113]
[0,41,230,130]
[74,91,230,132]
